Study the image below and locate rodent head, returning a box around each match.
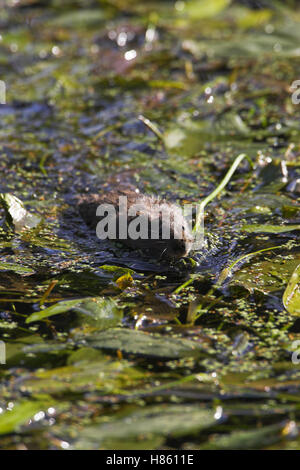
[164,237,193,259]
[161,217,193,259]
[143,198,194,259]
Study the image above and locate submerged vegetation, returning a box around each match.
[0,0,300,450]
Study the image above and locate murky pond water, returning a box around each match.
[0,0,300,449]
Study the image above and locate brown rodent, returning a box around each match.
[77,188,193,259]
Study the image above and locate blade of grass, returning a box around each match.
[138,115,165,142]
[193,153,253,235]
[40,280,58,307]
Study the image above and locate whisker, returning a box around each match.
[159,247,167,260]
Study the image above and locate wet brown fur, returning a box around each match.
[77,189,193,259]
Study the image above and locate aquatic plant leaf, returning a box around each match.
[183,0,231,20]
[99,265,135,276]
[26,297,122,327]
[236,8,272,30]
[222,193,298,215]
[241,224,300,234]
[47,10,109,29]
[0,194,41,232]
[184,29,300,59]
[74,404,218,449]
[25,299,84,323]
[163,113,250,155]
[72,297,123,329]
[0,401,49,435]
[283,264,300,316]
[85,327,210,359]
[21,358,145,395]
[230,257,300,295]
[199,421,290,450]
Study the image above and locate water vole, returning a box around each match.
[77,188,193,259]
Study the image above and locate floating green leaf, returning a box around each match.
[199,421,289,450]
[72,297,123,328]
[183,0,231,20]
[241,224,300,234]
[0,401,49,436]
[20,358,144,395]
[25,298,84,323]
[99,265,135,276]
[74,404,218,450]
[47,10,109,29]
[85,327,210,359]
[26,297,122,327]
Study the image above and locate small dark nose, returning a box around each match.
[168,240,188,258]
